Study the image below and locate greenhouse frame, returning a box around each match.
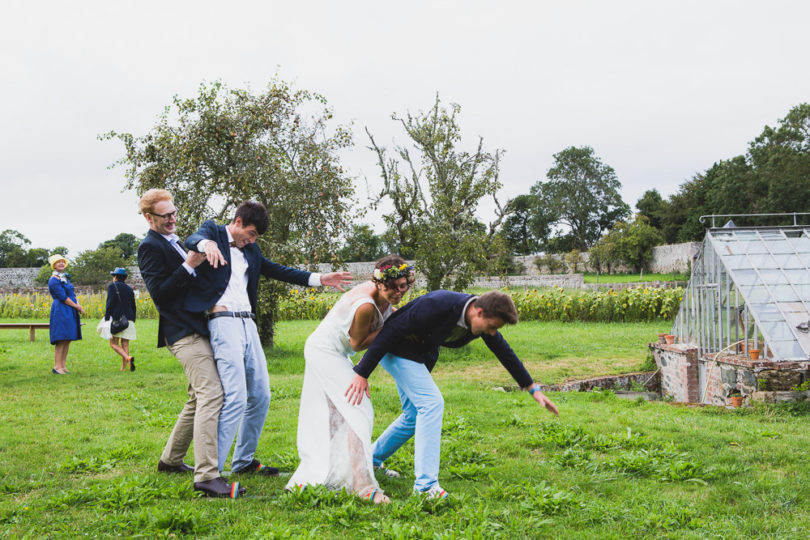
[653,214,810,404]
[671,222,810,362]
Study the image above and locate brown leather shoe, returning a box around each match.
[193,477,246,498]
[157,459,194,474]
[232,459,279,476]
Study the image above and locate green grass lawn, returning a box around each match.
[583,272,690,284]
[2,319,810,538]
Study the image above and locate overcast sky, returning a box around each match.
[2,0,808,257]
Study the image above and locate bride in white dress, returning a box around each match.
[287,256,415,503]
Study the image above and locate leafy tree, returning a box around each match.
[656,103,810,242]
[636,189,665,230]
[533,254,566,274]
[98,233,141,263]
[70,247,126,285]
[25,248,50,267]
[587,240,613,274]
[103,79,355,345]
[563,249,584,273]
[338,224,386,262]
[531,146,629,251]
[0,230,31,267]
[595,215,664,272]
[34,264,53,286]
[500,194,542,255]
[747,103,810,214]
[367,95,510,290]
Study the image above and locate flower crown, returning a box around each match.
[373,263,415,281]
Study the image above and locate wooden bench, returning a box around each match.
[0,323,50,342]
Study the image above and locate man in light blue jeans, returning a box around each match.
[373,353,444,492]
[183,201,351,475]
[346,290,559,499]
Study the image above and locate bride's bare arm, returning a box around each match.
[349,303,380,352]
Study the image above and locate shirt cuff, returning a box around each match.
[196,239,211,252]
[181,262,195,275]
[308,273,322,287]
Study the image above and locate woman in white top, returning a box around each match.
[287,255,415,503]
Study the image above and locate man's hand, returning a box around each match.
[530,388,559,416]
[186,251,207,269]
[203,241,227,268]
[345,373,370,406]
[321,271,353,292]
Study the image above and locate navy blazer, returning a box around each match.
[183,220,312,314]
[137,229,209,347]
[353,290,534,387]
[105,281,136,322]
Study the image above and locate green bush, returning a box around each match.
[275,286,681,323]
[2,286,682,323]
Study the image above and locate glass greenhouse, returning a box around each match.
[672,223,810,362]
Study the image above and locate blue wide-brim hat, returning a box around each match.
[110,267,128,276]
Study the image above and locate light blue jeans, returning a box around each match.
[372,353,444,492]
[208,316,271,472]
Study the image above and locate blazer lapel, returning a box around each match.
[218,225,232,266]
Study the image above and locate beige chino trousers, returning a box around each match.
[160,333,223,483]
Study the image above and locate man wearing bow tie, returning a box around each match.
[184,201,352,477]
[137,188,243,498]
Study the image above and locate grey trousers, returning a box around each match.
[160,333,224,483]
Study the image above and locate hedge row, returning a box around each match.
[0,286,683,323]
[276,286,683,323]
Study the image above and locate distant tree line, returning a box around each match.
[0,230,141,287]
[95,77,810,343]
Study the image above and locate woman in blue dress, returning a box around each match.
[47,254,85,374]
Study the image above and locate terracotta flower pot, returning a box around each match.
[657,333,667,344]
[664,334,675,344]
[729,395,743,408]
[749,349,760,360]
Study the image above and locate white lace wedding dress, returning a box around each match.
[286,282,392,496]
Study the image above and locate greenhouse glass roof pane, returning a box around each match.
[757,255,779,269]
[800,253,810,267]
[722,255,752,268]
[731,230,759,238]
[772,340,806,359]
[788,236,810,252]
[733,269,761,286]
[759,231,785,240]
[769,240,795,254]
[748,286,772,303]
[744,241,770,254]
[772,285,800,302]
[780,302,808,313]
[776,254,804,268]
[762,321,795,340]
[756,305,785,322]
[759,269,788,284]
[784,269,810,283]
[795,284,810,300]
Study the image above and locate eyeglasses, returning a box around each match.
[149,210,178,220]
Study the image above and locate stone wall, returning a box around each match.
[649,242,701,274]
[650,342,699,402]
[0,268,40,288]
[652,342,810,405]
[0,266,143,294]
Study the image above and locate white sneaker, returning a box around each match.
[374,464,401,478]
[415,485,448,499]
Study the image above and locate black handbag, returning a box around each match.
[110,283,130,334]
